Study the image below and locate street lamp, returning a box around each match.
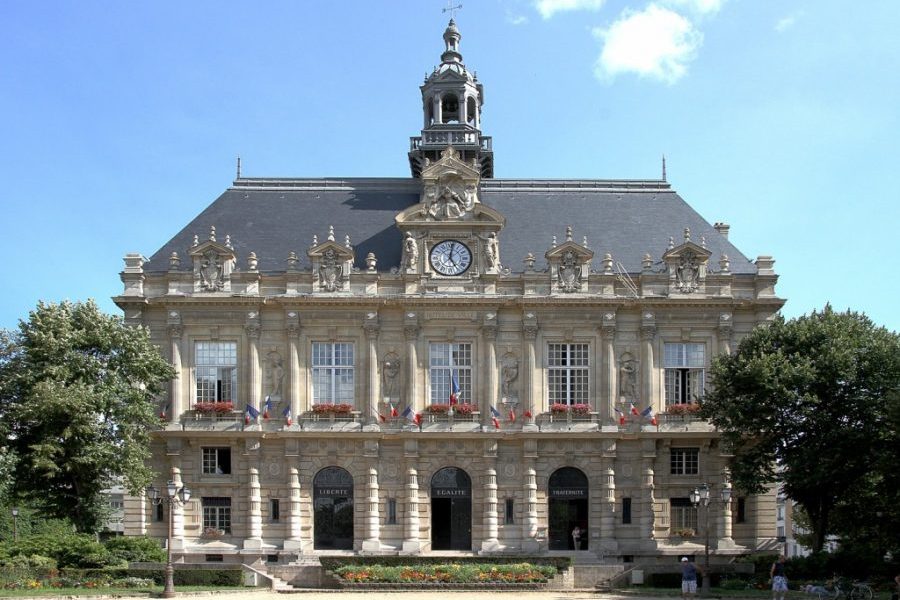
[11,507,19,542]
[146,481,191,598]
[691,483,732,596]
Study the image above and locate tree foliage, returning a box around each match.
[701,307,900,553]
[0,300,174,533]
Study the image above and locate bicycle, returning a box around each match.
[814,578,874,600]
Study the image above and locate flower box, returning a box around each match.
[201,527,227,539]
[424,403,477,416]
[311,403,354,415]
[666,403,701,415]
[193,401,234,414]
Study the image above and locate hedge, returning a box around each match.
[319,555,570,572]
[60,567,243,586]
[333,562,557,584]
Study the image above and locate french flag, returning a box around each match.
[508,406,516,422]
[245,404,260,425]
[402,405,421,425]
[282,405,292,426]
[641,405,658,426]
[390,402,399,418]
[263,396,272,419]
[630,401,640,416]
[490,405,502,429]
[159,403,170,420]
[614,406,626,425]
[449,372,460,405]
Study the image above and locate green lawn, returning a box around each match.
[0,585,247,597]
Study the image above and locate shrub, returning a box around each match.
[2,533,123,568]
[103,536,166,563]
[334,562,557,583]
[110,576,154,588]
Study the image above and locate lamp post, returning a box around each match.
[146,481,191,598]
[691,483,732,596]
[11,507,19,542]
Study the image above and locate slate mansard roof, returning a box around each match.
[145,176,757,276]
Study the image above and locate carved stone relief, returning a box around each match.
[266,349,284,399]
[618,352,639,402]
[199,249,225,291]
[382,352,400,400]
[318,248,344,292]
[500,353,519,400]
[675,250,701,293]
[557,249,582,292]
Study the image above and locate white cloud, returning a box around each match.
[592,4,702,84]
[775,11,803,33]
[535,0,605,19]
[507,13,529,25]
[661,0,723,16]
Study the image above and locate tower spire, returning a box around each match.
[662,154,667,182]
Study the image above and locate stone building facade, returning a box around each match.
[116,19,784,565]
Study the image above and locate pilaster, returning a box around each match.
[167,311,183,425]
[245,312,261,414]
[362,466,382,551]
[480,467,500,552]
[482,313,498,428]
[402,467,421,553]
[244,467,263,549]
[286,312,301,423]
[522,313,538,431]
[284,467,304,551]
[364,313,380,427]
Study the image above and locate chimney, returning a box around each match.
[714,222,730,240]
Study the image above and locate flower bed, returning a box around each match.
[334,562,556,585]
[193,401,234,414]
[311,403,354,415]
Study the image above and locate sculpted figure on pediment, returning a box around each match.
[319,248,344,292]
[199,249,225,291]
[557,249,582,292]
[428,182,472,220]
[675,250,700,293]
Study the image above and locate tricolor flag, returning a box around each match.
[490,405,502,429]
[390,402,399,418]
[508,406,516,422]
[614,406,626,426]
[401,405,421,425]
[449,372,460,406]
[630,401,640,416]
[282,405,292,426]
[263,396,273,420]
[641,405,658,426]
[524,410,533,419]
[159,403,170,420]
[245,404,260,424]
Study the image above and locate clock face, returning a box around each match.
[430,240,472,276]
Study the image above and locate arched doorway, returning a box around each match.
[431,467,472,550]
[548,467,589,550]
[313,466,354,550]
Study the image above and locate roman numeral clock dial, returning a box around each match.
[429,240,472,276]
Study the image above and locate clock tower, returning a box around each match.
[408,19,493,178]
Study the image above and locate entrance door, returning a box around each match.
[548,467,589,550]
[313,466,354,549]
[431,467,472,550]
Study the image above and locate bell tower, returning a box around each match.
[409,19,494,179]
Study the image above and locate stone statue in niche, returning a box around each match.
[501,354,519,400]
[381,353,400,400]
[619,354,638,402]
[675,250,700,293]
[483,232,499,270]
[319,248,343,292]
[199,249,225,291]
[266,350,284,398]
[402,232,419,270]
[557,250,582,292]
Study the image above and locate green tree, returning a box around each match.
[701,307,900,552]
[0,300,174,533]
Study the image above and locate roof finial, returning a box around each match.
[327,225,335,242]
[684,227,691,243]
[566,225,573,242]
[442,1,462,20]
[662,154,667,182]
[236,156,242,179]
[209,225,216,242]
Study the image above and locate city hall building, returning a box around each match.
[117,19,783,568]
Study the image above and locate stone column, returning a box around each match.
[167,318,183,424]
[362,467,381,551]
[718,313,733,356]
[170,465,185,550]
[600,460,618,552]
[364,316,380,425]
[522,465,539,552]
[719,469,734,547]
[286,312,301,423]
[640,439,657,548]
[434,95,443,125]
[245,314,262,414]
[641,313,657,409]
[481,467,499,552]
[461,93,468,126]
[482,315,498,428]
[245,467,262,549]
[602,313,616,420]
[284,467,303,551]
[522,314,538,431]
[402,468,421,553]
[404,317,419,413]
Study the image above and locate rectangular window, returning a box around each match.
[664,342,706,405]
[622,497,632,524]
[670,447,700,475]
[195,342,237,403]
[736,497,746,524]
[505,498,515,524]
[547,343,589,405]
[201,447,231,475]
[202,497,232,533]
[311,342,355,405]
[670,498,698,533]
[387,498,397,525]
[205,554,224,563]
[777,525,785,538]
[777,505,785,521]
[270,499,280,522]
[429,343,472,404]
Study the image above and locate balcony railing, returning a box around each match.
[410,132,492,151]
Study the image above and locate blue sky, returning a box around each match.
[2,0,898,332]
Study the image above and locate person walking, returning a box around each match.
[682,557,702,600]
[771,555,788,600]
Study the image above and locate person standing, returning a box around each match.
[682,557,702,600]
[771,555,788,600]
[571,526,582,550]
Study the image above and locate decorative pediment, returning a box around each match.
[308,226,355,293]
[189,226,235,292]
[545,226,594,294]
[419,146,481,221]
[662,228,712,295]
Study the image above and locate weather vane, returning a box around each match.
[443,1,462,19]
